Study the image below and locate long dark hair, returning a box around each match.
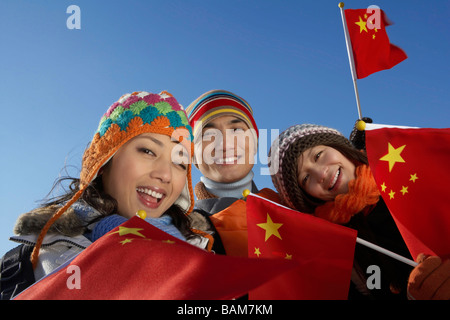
[39,174,196,239]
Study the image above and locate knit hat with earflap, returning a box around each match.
[31,91,195,268]
[268,124,355,213]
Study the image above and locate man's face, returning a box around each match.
[194,115,256,183]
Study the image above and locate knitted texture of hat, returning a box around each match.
[269,124,353,212]
[186,89,258,141]
[31,91,195,269]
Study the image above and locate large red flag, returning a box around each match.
[15,216,296,300]
[365,124,450,260]
[345,8,407,79]
[247,194,357,300]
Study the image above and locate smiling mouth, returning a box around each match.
[136,187,165,208]
[214,155,240,165]
[328,168,341,190]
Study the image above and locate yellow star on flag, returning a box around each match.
[380,143,406,172]
[257,213,283,242]
[389,190,396,199]
[380,182,387,192]
[120,238,133,245]
[254,247,261,257]
[285,253,293,260]
[400,186,409,195]
[355,16,368,33]
[109,226,146,238]
[410,173,419,183]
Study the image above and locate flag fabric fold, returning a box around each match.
[15,216,297,300]
[365,124,450,260]
[246,194,357,300]
[344,8,407,79]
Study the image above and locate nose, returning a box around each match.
[150,157,172,183]
[311,165,328,184]
[214,129,236,156]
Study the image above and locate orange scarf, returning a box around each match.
[314,165,380,225]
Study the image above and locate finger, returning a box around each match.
[432,276,450,300]
[416,253,430,264]
[410,256,442,288]
[424,259,450,300]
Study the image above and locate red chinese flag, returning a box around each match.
[15,217,296,300]
[365,124,450,260]
[247,194,357,300]
[345,8,407,79]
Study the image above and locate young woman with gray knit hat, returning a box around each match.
[268,123,449,300]
[1,91,214,299]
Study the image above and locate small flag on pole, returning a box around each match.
[247,193,357,299]
[338,3,408,119]
[343,6,407,79]
[365,124,450,260]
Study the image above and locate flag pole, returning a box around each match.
[356,237,418,267]
[338,2,363,120]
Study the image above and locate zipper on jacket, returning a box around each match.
[9,237,88,250]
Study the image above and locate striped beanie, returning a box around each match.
[31,91,195,268]
[268,124,354,213]
[186,90,258,143]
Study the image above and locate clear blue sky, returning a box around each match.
[1,0,449,255]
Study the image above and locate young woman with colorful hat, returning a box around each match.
[1,91,214,299]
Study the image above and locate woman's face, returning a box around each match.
[297,145,357,202]
[102,133,189,218]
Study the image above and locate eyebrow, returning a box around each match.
[203,118,245,129]
[138,135,179,146]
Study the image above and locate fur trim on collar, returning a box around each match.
[14,204,87,237]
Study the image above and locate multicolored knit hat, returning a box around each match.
[186,90,258,144]
[31,91,194,268]
[268,124,355,213]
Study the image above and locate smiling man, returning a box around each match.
[186,90,279,256]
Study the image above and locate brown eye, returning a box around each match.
[302,174,309,186]
[139,148,155,156]
[315,151,323,161]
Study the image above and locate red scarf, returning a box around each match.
[314,165,380,225]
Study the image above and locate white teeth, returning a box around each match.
[215,157,238,164]
[330,169,340,189]
[136,187,163,199]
